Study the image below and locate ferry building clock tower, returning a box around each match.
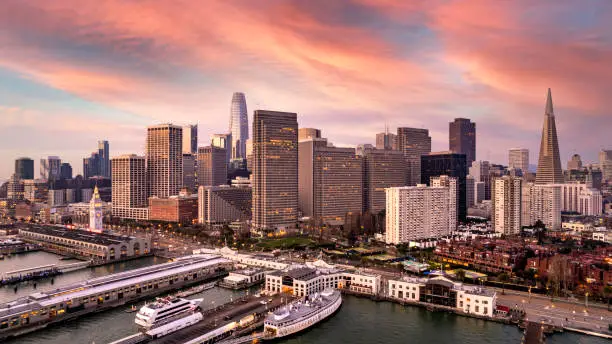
[89,185,104,232]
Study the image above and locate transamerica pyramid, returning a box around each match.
[535,88,563,184]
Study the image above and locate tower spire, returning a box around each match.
[536,88,563,184]
[545,88,554,116]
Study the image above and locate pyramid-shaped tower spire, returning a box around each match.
[536,88,563,184]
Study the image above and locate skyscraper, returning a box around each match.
[197,146,227,186]
[567,154,582,171]
[15,157,34,180]
[359,147,406,214]
[40,156,61,181]
[182,124,198,154]
[431,175,458,231]
[397,127,431,185]
[421,152,468,221]
[252,110,298,232]
[376,129,397,150]
[111,154,148,220]
[211,133,232,165]
[469,160,492,200]
[182,153,196,192]
[298,128,321,141]
[521,183,561,230]
[83,152,100,179]
[60,163,72,179]
[449,118,476,164]
[146,124,183,198]
[298,138,362,226]
[229,92,249,160]
[508,148,529,173]
[535,88,563,184]
[599,149,612,182]
[492,176,522,236]
[98,140,110,178]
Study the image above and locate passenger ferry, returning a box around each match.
[0,254,231,340]
[263,289,342,339]
[175,281,215,298]
[135,297,201,330]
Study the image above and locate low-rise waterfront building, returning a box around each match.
[219,268,266,289]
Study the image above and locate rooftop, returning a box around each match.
[19,225,138,246]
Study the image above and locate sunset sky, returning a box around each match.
[1,0,611,179]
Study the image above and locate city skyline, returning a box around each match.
[1,1,612,179]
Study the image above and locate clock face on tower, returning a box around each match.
[96,212,101,218]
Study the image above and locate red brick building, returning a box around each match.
[148,195,198,224]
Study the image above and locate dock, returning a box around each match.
[522,321,545,344]
[0,261,91,285]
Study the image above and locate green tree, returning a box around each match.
[498,272,510,294]
[604,285,612,311]
[455,269,466,282]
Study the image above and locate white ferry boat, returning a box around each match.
[263,289,342,339]
[135,297,202,331]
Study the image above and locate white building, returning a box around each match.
[388,275,496,317]
[521,183,561,230]
[385,184,454,245]
[592,230,611,244]
[508,148,529,173]
[89,186,104,232]
[48,189,65,207]
[552,182,602,216]
[492,176,521,236]
[194,247,288,270]
[111,155,149,220]
[431,176,458,231]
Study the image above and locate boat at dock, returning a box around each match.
[175,282,215,298]
[125,305,138,313]
[263,289,342,339]
[134,296,204,338]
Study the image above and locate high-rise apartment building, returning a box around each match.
[182,124,198,154]
[508,148,529,173]
[536,89,563,184]
[552,182,602,216]
[197,146,227,187]
[211,133,232,165]
[397,127,431,185]
[359,148,406,214]
[449,118,476,164]
[299,138,362,226]
[431,175,458,230]
[40,156,61,181]
[252,110,298,232]
[298,128,321,141]
[521,183,561,230]
[599,149,612,182]
[15,157,34,180]
[98,140,110,178]
[60,163,72,180]
[111,155,148,220]
[146,124,183,198]
[469,160,492,200]
[385,184,454,244]
[492,176,522,236]
[567,154,582,171]
[230,92,249,160]
[7,174,24,200]
[421,152,467,221]
[182,153,197,192]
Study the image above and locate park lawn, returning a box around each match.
[257,237,315,250]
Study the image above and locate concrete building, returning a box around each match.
[449,118,476,164]
[182,153,197,192]
[252,110,298,232]
[469,161,491,200]
[466,175,475,208]
[197,146,227,186]
[182,124,198,154]
[599,149,612,182]
[552,182,602,216]
[567,154,582,171]
[7,174,24,200]
[508,148,529,174]
[492,176,522,236]
[421,152,467,221]
[535,89,563,184]
[23,179,48,203]
[431,175,458,231]
[40,156,61,181]
[48,189,65,207]
[149,194,198,224]
[299,138,362,225]
[146,124,183,198]
[198,185,252,224]
[376,127,397,150]
[111,155,148,220]
[211,133,232,166]
[298,128,321,141]
[15,157,34,180]
[521,183,561,230]
[359,148,406,214]
[385,184,454,244]
[397,127,431,186]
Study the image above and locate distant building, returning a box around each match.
[535,89,563,184]
[449,118,476,164]
[23,179,48,203]
[552,182,602,216]
[15,157,34,180]
[599,149,612,182]
[111,155,148,220]
[421,152,467,221]
[40,156,61,181]
[182,153,196,192]
[508,148,529,174]
[567,154,582,171]
[397,127,431,186]
[385,184,454,244]
[492,176,522,236]
[469,161,491,200]
[359,148,406,214]
[230,92,249,160]
[83,152,101,178]
[521,183,561,230]
[298,138,362,226]
[252,110,298,232]
[147,124,183,198]
[431,175,458,231]
[466,175,475,208]
[474,181,485,204]
[7,174,24,200]
[182,124,198,154]
[376,127,397,150]
[211,133,232,166]
[60,163,72,180]
[149,194,198,224]
[89,186,104,232]
[298,128,321,141]
[48,189,65,207]
[98,140,110,178]
[198,185,252,224]
[197,146,227,186]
